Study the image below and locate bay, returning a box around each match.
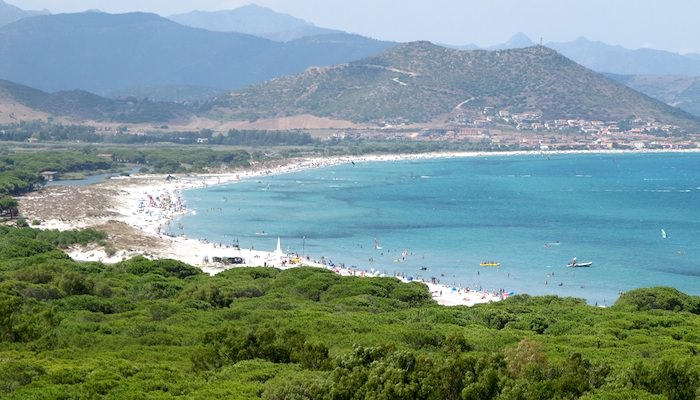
[172,152,700,306]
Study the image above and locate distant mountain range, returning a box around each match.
[203,42,699,128]
[0,4,699,126]
[0,79,189,123]
[547,37,700,76]
[479,34,700,117]
[487,32,539,51]
[605,74,700,118]
[0,12,393,96]
[456,33,700,77]
[2,1,700,78]
[169,4,342,42]
[168,6,700,76]
[4,42,696,130]
[0,0,47,27]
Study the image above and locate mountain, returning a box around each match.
[488,32,535,50]
[169,4,342,42]
[0,0,47,27]
[106,85,225,103]
[2,41,697,130]
[204,42,699,128]
[458,35,700,76]
[490,36,700,117]
[0,12,393,96]
[454,35,700,115]
[0,79,189,122]
[547,37,700,75]
[606,73,700,118]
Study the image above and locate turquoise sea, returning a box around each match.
[171,152,700,306]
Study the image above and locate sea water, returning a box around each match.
[172,152,700,306]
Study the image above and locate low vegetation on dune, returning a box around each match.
[0,226,698,399]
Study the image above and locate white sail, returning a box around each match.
[274,237,284,256]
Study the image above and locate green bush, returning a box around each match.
[614,287,699,314]
[0,361,46,394]
[115,256,201,279]
[58,295,134,314]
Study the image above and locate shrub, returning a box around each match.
[57,271,94,296]
[116,257,201,279]
[0,361,46,394]
[614,287,699,314]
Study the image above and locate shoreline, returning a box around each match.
[25,148,700,307]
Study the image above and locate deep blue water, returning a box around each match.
[171,152,700,306]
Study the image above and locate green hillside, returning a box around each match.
[608,73,700,118]
[207,42,700,128]
[0,226,699,399]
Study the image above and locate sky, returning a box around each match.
[6,0,700,54]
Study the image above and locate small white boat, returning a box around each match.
[567,261,592,267]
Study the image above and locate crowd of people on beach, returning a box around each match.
[125,182,504,306]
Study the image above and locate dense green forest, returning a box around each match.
[0,121,314,146]
[106,148,252,174]
[0,150,115,218]
[0,146,255,193]
[0,121,519,152]
[0,121,517,177]
[0,226,698,399]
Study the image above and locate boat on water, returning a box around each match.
[480,261,501,267]
[567,258,592,268]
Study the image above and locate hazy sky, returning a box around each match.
[7,0,700,54]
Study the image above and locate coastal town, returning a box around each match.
[337,108,700,151]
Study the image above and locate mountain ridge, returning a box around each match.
[473,33,700,76]
[0,78,190,123]
[606,73,700,118]
[204,42,699,129]
[548,37,700,75]
[1,41,698,131]
[3,3,700,116]
[169,4,342,41]
[0,11,393,96]
[0,0,47,27]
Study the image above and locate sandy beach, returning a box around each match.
[21,148,690,306]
